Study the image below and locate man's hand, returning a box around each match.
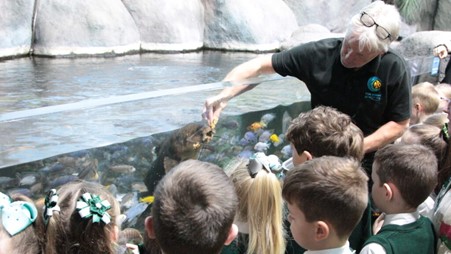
[434,45,449,59]
[202,95,228,129]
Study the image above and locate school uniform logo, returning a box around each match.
[365,76,382,102]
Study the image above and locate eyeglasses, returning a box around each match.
[360,12,392,41]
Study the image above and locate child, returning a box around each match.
[282,156,369,253]
[410,82,440,125]
[40,180,123,254]
[144,159,238,254]
[0,192,40,254]
[285,105,370,253]
[360,144,438,254]
[223,153,286,254]
[286,105,364,166]
[435,83,451,115]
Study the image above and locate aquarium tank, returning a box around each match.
[0,51,311,231]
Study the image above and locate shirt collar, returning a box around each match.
[305,241,355,254]
[383,211,420,226]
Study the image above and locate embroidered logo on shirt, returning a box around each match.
[365,76,382,102]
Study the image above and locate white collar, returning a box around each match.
[383,211,420,226]
[305,241,355,254]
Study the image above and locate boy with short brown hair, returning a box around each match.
[283,156,369,253]
[360,144,438,254]
[144,159,238,254]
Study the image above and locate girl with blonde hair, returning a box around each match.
[223,153,286,254]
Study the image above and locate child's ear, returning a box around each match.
[383,183,394,200]
[144,216,156,239]
[315,221,330,241]
[414,103,422,113]
[224,224,238,246]
[303,151,313,161]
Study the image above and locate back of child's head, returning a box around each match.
[373,144,438,209]
[422,112,449,128]
[151,159,238,254]
[436,83,451,99]
[0,193,40,254]
[400,123,447,165]
[41,180,120,254]
[282,156,368,240]
[412,82,440,115]
[286,106,364,161]
[229,157,286,254]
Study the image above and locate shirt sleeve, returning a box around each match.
[359,243,387,254]
[380,51,412,122]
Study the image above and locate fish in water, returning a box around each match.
[144,122,214,195]
[259,130,273,143]
[109,165,136,174]
[248,121,266,132]
[260,113,276,125]
[270,134,284,147]
[282,111,293,135]
[239,131,257,146]
[254,142,270,152]
[139,195,154,204]
[280,144,292,159]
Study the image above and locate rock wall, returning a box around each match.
[0,0,450,58]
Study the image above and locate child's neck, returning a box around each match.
[383,205,416,214]
[310,234,348,251]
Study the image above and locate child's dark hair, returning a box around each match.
[152,159,238,254]
[40,180,120,254]
[374,144,438,208]
[286,106,364,161]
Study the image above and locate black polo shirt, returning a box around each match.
[272,38,411,136]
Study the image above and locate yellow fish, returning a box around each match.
[139,196,155,204]
[269,134,280,143]
[248,121,266,131]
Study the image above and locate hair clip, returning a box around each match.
[442,123,450,142]
[43,189,60,224]
[247,152,283,178]
[0,192,38,236]
[76,193,111,224]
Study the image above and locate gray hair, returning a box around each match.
[345,0,401,53]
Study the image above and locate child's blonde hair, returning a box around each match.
[40,180,120,254]
[412,82,440,115]
[0,194,41,254]
[229,159,286,254]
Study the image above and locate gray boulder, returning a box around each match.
[123,0,204,52]
[283,0,370,33]
[32,0,140,56]
[435,0,451,31]
[203,0,298,51]
[281,24,344,50]
[393,31,451,84]
[0,1,34,58]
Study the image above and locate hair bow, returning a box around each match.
[0,192,38,236]
[247,152,283,178]
[76,193,111,224]
[43,189,60,224]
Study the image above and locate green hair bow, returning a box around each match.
[76,193,111,224]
